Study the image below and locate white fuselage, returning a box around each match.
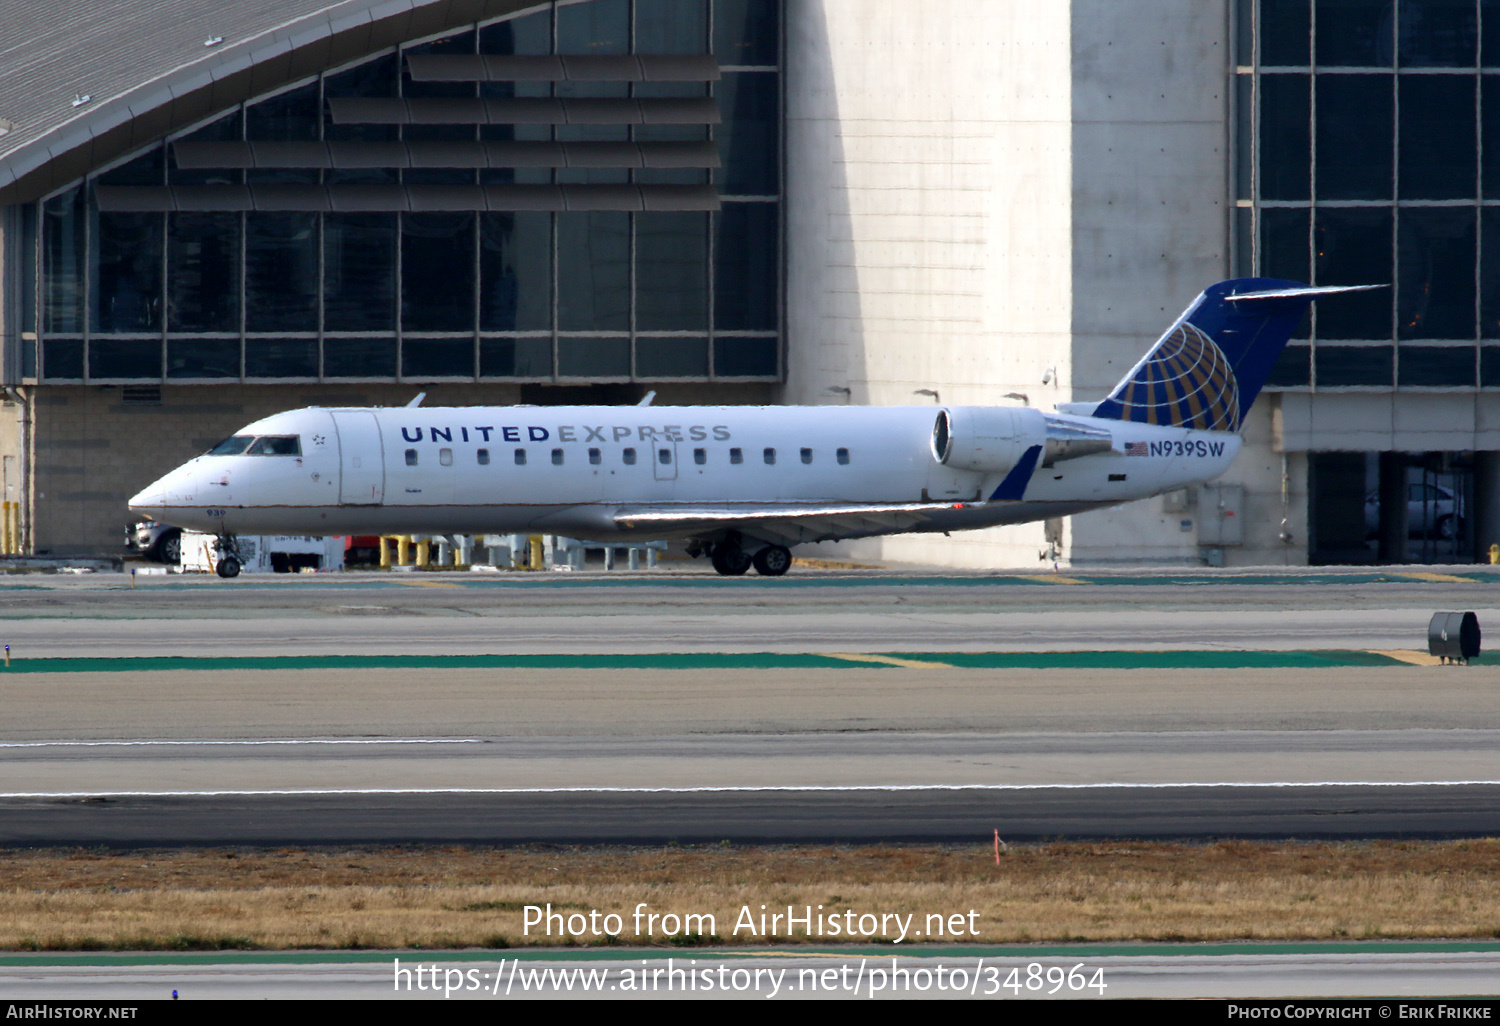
[129,404,1241,544]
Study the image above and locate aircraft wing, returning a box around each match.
[612,501,965,546]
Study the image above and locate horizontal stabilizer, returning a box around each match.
[1224,283,1386,303]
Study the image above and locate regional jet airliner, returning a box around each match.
[129,279,1370,577]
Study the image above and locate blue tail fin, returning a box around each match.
[1090,278,1377,431]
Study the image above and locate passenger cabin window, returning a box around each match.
[439,448,453,466]
[246,435,301,456]
[405,449,418,466]
[730,447,743,464]
[552,448,564,466]
[800,447,813,464]
[763,447,776,465]
[623,448,637,465]
[837,448,850,465]
[514,448,527,465]
[208,435,253,456]
[477,448,490,465]
[589,448,602,465]
[658,448,672,465]
[694,448,706,465]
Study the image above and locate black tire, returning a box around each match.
[216,556,241,579]
[151,529,181,565]
[752,545,792,577]
[710,543,751,576]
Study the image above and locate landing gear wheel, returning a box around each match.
[216,556,241,579]
[752,545,792,577]
[710,543,752,576]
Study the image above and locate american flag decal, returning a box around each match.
[1124,442,1149,457]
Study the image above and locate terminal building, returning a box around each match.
[0,0,1493,567]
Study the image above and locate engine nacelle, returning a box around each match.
[932,406,1048,473]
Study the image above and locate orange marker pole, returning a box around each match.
[994,829,1000,865]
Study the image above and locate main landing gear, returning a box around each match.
[707,539,792,577]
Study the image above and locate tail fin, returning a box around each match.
[1089,278,1380,431]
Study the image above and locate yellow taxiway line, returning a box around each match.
[1394,572,1477,584]
[821,653,957,669]
[1368,649,1445,666]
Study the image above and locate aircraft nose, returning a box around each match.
[127,480,166,517]
[129,464,198,517]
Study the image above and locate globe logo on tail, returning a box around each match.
[1109,322,1240,431]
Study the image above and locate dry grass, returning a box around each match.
[3,840,1500,950]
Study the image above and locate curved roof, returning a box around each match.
[0,0,537,204]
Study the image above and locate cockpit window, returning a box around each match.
[207,436,253,456]
[245,435,301,456]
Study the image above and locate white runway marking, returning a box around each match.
[0,738,483,748]
[3,780,1499,798]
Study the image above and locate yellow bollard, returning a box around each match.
[415,538,430,567]
[396,535,411,566]
[528,534,544,571]
[378,536,392,569]
[1490,543,1499,566]
[3,502,12,554]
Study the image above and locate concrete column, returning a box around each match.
[1377,452,1407,564]
[628,548,640,570]
[1473,452,1500,563]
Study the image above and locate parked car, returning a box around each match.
[1364,483,1462,540]
[126,518,182,563]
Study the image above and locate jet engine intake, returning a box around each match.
[933,406,1047,474]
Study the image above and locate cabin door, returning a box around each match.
[653,441,678,481]
[332,411,385,505]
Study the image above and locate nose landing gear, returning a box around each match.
[214,533,242,578]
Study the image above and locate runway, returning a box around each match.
[4,949,1499,999]
[0,567,1495,657]
[3,568,1500,843]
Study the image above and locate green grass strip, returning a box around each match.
[0,649,1470,673]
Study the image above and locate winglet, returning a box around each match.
[638,391,657,407]
[406,392,426,408]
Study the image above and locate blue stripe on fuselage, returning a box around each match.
[989,444,1043,501]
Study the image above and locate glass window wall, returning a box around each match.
[1239,0,1498,390]
[30,0,781,384]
